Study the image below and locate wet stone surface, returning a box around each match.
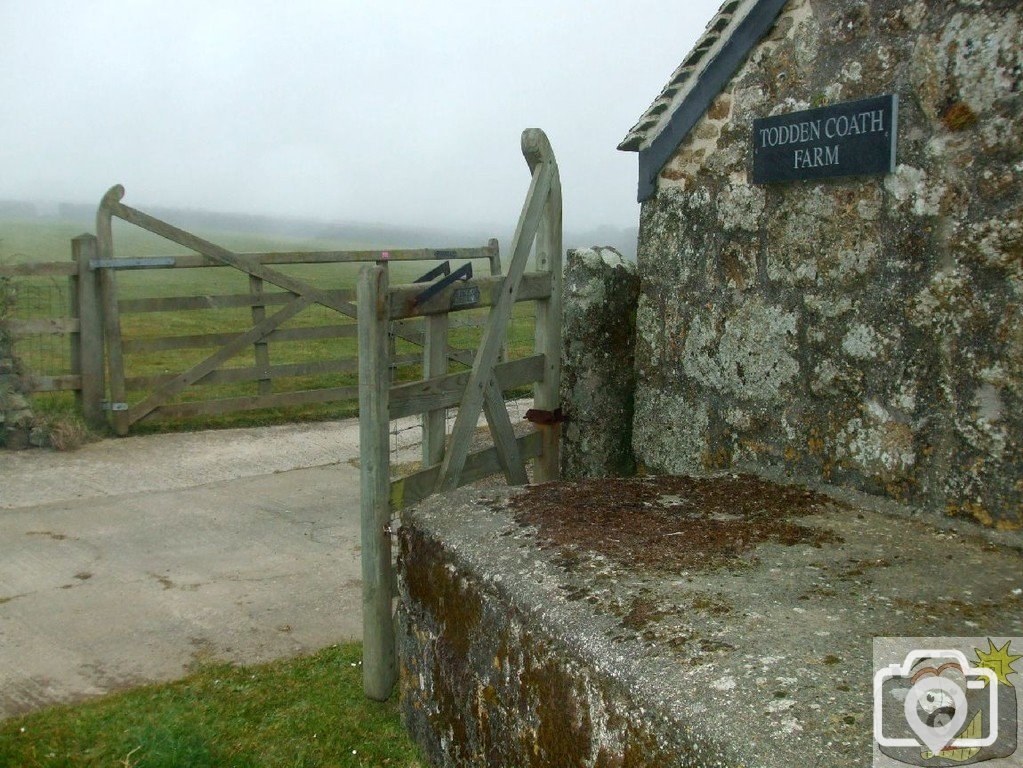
[398,476,1023,767]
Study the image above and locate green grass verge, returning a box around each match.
[0,643,424,768]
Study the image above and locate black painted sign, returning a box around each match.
[450,285,480,309]
[752,94,897,184]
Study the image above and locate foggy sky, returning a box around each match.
[1,1,720,233]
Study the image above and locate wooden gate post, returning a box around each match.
[531,138,563,484]
[357,264,396,700]
[97,186,129,436]
[71,234,105,427]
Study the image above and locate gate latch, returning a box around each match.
[413,263,473,306]
[524,407,566,425]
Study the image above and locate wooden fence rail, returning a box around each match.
[1,215,503,432]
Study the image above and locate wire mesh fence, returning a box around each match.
[7,276,74,378]
[388,396,531,466]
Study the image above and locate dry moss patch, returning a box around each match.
[509,474,843,572]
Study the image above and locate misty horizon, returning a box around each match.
[0,1,720,238]
[0,195,640,258]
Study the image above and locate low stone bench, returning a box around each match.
[397,475,1023,767]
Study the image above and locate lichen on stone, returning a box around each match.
[632,0,1023,527]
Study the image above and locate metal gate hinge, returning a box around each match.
[524,407,566,425]
[101,401,128,412]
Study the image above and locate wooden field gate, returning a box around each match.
[357,128,562,700]
[50,188,502,433]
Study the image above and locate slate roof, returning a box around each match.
[619,0,789,200]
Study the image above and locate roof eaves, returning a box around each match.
[619,0,789,201]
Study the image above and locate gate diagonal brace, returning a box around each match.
[412,263,472,306]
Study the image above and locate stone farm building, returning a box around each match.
[617,0,1022,529]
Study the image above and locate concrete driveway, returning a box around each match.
[0,420,368,719]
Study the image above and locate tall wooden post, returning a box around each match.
[358,264,396,700]
[532,136,563,483]
[97,186,129,436]
[71,234,105,427]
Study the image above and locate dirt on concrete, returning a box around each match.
[508,474,842,572]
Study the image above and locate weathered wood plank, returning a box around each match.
[119,290,341,314]
[422,313,448,466]
[530,130,564,484]
[23,374,83,393]
[126,296,314,425]
[1,318,80,336]
[388,354,543,420]
[387,272,551,321]
[121,322,358,353]
[0,262,78,277]
[97,187,129,435]
[390,431,542,512]
[109,246,498,269]
[68,246,81,406]
[487,237,502,277]
[144,385,361,420]
[70,235,106,423]
[124,354,420,390]
[76,237,106,423]
[488,237,508,364]
[358,265,396,701]
[435,137,555,491]
[391,314,484,335]
[481,377,528,485]
[250,275,271,395]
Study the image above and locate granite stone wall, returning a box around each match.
[560,247,640,479]
[634,0,1023,528]
[0,278,34,449]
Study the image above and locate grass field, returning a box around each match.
[1,217,538,434]
[0,643,424,768]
